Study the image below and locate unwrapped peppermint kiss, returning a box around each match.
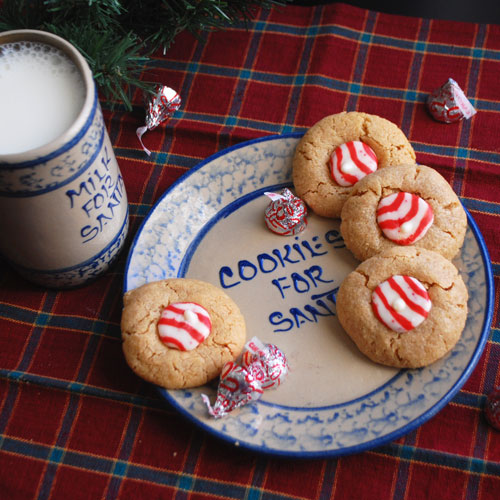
[264,188,307,236]
[330,140,378,186]
[157,302,211,351]
[137,85,181,155]
[372,275,431,333]
[427,78,476,123]
[377,192,434,245]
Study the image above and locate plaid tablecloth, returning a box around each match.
[1,3,499,499]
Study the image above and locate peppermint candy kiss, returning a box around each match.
[485,386,500,430]
[201,337,289,418]
[330,140,378,186]
[157,302,211,351]
[264,188,307,236]
[137,85,181,155]
[377,192,434,245]
[427,78,476,123]
[241,338,289,390]
[372,275,432,333]
[201,360,264,419]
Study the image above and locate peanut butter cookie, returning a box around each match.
[292,112,416,218]
[121,278,246,389]
[340,163,467,261]
[336,247,468,368]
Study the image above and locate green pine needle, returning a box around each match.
[0,0,289,110]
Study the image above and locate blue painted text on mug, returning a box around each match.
[65,145,126,244]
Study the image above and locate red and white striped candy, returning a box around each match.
[201,360,264,418]
[264,188,307,236]
[241,337,288,390]
[377,192,434,245]
[329,140,378,186]
[371,275,431,333]
[157,302,211,351]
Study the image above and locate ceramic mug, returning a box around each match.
[0,30,128,288]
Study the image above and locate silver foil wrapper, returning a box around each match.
[136,85,181,155]
[427,78,476,123]
[202,337,289,418]
[264,188,308,236]
[485,386,500,430]
[241,338,289,390]
[201,361,264,419]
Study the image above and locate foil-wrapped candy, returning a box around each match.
[241,338,288,390]
[485,386,500,431]
[136,85,181,155]
[264,188,307,236]
[427,78,476,123]
[201,361,263,419]
[202,337,289,419]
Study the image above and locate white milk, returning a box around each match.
[0,41,86,155]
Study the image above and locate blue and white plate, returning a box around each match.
[124,134,493,458]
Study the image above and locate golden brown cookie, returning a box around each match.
[121,278,246,389]
[340,163,467,261]
[336,247,468,368]
[292,112,416,218]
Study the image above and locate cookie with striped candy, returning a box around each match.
[340,163,467,261]
[336,247,468,368]
[121,278,246,389]
[292,111,416,218]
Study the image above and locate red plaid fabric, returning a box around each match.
[1,3,499,499]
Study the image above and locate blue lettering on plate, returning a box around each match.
[218,230,344,332]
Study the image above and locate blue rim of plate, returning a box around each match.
[124,133,494,458]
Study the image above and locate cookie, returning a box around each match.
[340,163,467,261]
[292,112,416,218]
[336,247,468,368]
[121,278,246,389]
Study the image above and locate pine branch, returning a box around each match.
[0,0,290,110]
[47,23,152,109]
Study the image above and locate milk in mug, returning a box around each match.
[0,30,128,288]
[0,41,86,154]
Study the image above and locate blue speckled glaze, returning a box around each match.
[0,91,103,196]
[125,134,493,458]
[125,135,299,290]
[9,209,129,288]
